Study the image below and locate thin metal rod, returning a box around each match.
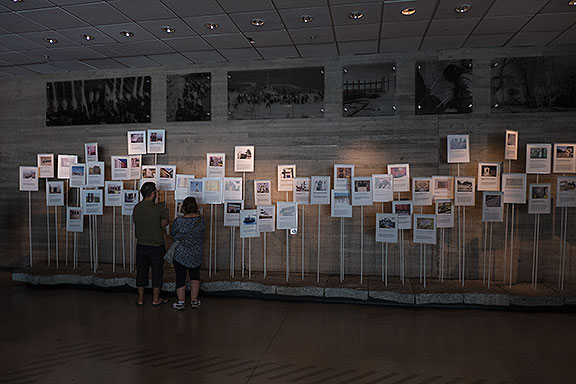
[112,207,116,272]
[55,207,59,269]
[360,206,364,285]
[483,221,488,284]
[242,237,245,277]
[462,207,466,287]
[423,244,427,288]
[209,204,213,277]
[385,243,388,287]
[29,191,33,267]
[121,215,125,269]
[488,222,493,289]
[458,206,461,282]
[561,207,568,290]
[214,207,218,274]
[89,215,93,270]
[532,214,538,288]
[503,203,509,284]
[509,204,515,288]
[46,200,51,267]
[286,229,290,281]
[302,204,305,280]
[317,204,320,283]
[248,237,252,279]
[65,180,68,266]
[263,232,267,278]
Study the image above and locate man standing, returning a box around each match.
[132,182,169,306]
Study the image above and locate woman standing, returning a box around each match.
[170,197,206,310]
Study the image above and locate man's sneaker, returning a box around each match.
[190,300,201,308]
[172,301,185,310]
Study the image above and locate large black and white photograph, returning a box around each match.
[47,77,151,126]
[415,60,473,115]
[166,73,211,122]
[342,63,396,117]
[228,67,324,120]
[491,55,576,113]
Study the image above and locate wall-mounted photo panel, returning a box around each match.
[166,73,211,122]
[278,165,296,192]
[343,63,397,118]
[436,199,454,228]
[111,156,129,180]
[352,177,372,206]
[254,180,272,206]
[528,183,552,214]
[334,164,354,192]
[311,176,331,205]
[277,201,298,229]
[85,143,98,163]
[331,190,352,218]
[412,177,432,206]
[482,192,504,222]
[66,207,83,232]
[388,164,410,192]
[234,146,254,173]
[122,190,139,216]
[557,176,576,208]
[202,177,223,204]
[86,161,104,187]
[393,200,413,230]
[175,174,194,201]
[413,214,437,245]
[81,188,103,216]
[224,200,244,227]
[376,213,398,243]
[147,129,165,154]
[258,205,276,232]
[372,174,393,203]
[188,179,203,204]
[502,173,527,204]
[157,165,176,191]
[105,181,123,207]
[224,177,243,201]
[293,177,311,205]
[57,155,77,179]
[46,181,64,206]
[505,130,518,160]
[69,163,86,188]
[447,135,470,163]
[129,155,141,180]
[37,154,54,178]
[454,177,475,206]
[553,143,576,173]
[240,209,260,238]
[477,162,500,191]
[432,176,454,200]
[127,131,146,155]
[207,153,225,178]
[526,144,552,174]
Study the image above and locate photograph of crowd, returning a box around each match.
[166,73,211,122]
[343,63,396,117]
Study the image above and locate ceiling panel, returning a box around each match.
[23,63,68,74]
[335,24,380,42]
[383,0,437,22]
[248,29,293,47]
[474,15,532,34]
[218,47,262,61]
[229,10,285,32]
[434,0,494,19]
[297,42,337,57]
[0,34,44,51]
[181,50,226,63]
[161,0,224,17]
[278,7,332,29]
[330,3,383,26]
[50,60,99,72]
[20,49,74,62]
[0,52,41,65]
[124,40,175,55]
[20,31,81,49]
[50,0,103,5]
[146,53,192,66]
[52,46,105,60]
[183,14,241,35]
[57,27,117,45]
[0,65,36,75]
[464,33,512,47]
[338,40,378,55]
[550,26,576,44]
[380,36,421,52]
[138,19,198,39]
[63,3,132,25]
[421,34,467,50]
[20,8,88,29]
[507,31,562,46]
[487,0,549,16]
[163,36,213,52]
[81,58,127,69]
[4,0,54,11]
[218,0,275,13]
[203,33,253,49]
[257,45,299,59]
[0,12,49,33]
[521,13,576,32]
[289,27,334,44]
[96,23,158,43]
[427,18,480,36]
[115,56,160,68]
[88,43,140,58]
[107,0,175,22]
[381,20,428,38]
[541,0,576,14]
[273,0,327,9]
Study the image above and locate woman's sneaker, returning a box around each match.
[190,300,201,308]
[172,301,185,310]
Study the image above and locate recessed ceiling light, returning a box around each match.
[299,15,313,23]
[455,3,472,13]
[120,30,134,37]
[251,18,265,26]
[13,0,24,3]
[205,23,219,30]
[348,11,364,20]
[247,37,255,44]
[83,34,95,41]
[162,26,175,33]
[44,38,58,44]
[401,7,416,16]
[569,0,576,5]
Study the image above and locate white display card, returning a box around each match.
[234,146,254,173]
[311,176,331,205]
[147,129,165,154]
[70,163,86,188]
[447,134,470,163]
[277,201,298,229]
[388,164,410,192]
[392,200,413,230]
[224,177,243,201]
[334,164,354,192]
[254,180,272,206]
[412,177,432,206]
[435,199,454,228]
[240,209,259,238]
[188,179,203,204]
[46,181,64,206]
[257,205,276,232]
[85,143,98,163]
[331,190,352,218]
[19,166,39,192]
[413,214,437,245]
[502,173,527,204]
[432,176,454,200]
[278,165,296,192]
[505,130,518,161]
[86,161,105,187]
[142,165,158,186]
[557,176,576,208]
[127,131,146,155]
[105,181,123,207]
[111,156,129,180]
[528,183,552,214]
[351,177,372,206]
[82,188,103,216]
[482,191,504,222]
[526,144,552,174]
[157,165,176,191]
[454,177,475,207]
[372,174,393,203]
[58,155,77,179]
[66,207,83,232]
[224,200,244,227]
[202,177,223,204]
[207,153,225,178]
[553,143,576,174]
[129,155,141,180]
[477,162,501,191]
[175,174,194,201]
[293,177,311,205]
[122,190,139,216]
[376,213,398,243]
[37,154,54,178]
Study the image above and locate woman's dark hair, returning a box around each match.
[181,197,199,214]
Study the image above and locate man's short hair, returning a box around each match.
[140,182,157,198]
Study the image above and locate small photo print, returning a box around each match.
[89,165,101,175]
[237,148,252,159]
[243,215,257,225]
[505,178,523,189]
[354,180,370,192]
[227,202,242,214]
[560,179,576,191]
[71,166,84,176]
[124,192,137,203]
[131,157,140,168]
[414,179,430,192]
[108,184,122,194]
[450,137,467,149]
[22,169,37,179]
[334,192,350,204]
[437,201,452,214]
[85,192,100,203]
[314,179,327,191]
[417,217,434,230]
[375,178,391,189]
[209,156,223,167]
[225,179,241,191]
[532,186,548,199]
[379,217,396,229]
[258,207,273,219]
[296,180,310,192]
[61,157,73,167]
[130,133,144,143]
[457,180,473,192]
[143,168,156,178]
[160,167,174,179]
[115,158,128,169]
[530,147,548,159]
[481,165,497,177]
[485,194,502,207]
[49,184,62,194]
[395,203,411,215]
[206,180,220,191]
[435,180,450,190]
[256,182,269,193]
[556,145,574,159]
[69,209,82,220]
[149,131,163,142]
[507,133,516,146]
[280,205,296,217]
[280,167,294,179]
[189,181,202,193]
[86,144,97,156]
[390,166,406,178]
[40,156,52,166]
[336,167,352,179]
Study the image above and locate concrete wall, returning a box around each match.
[2,44,575,285]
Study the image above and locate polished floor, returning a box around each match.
[1,271,575,384]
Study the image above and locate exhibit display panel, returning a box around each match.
[342,63,396,117]
[166,73,211,122]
